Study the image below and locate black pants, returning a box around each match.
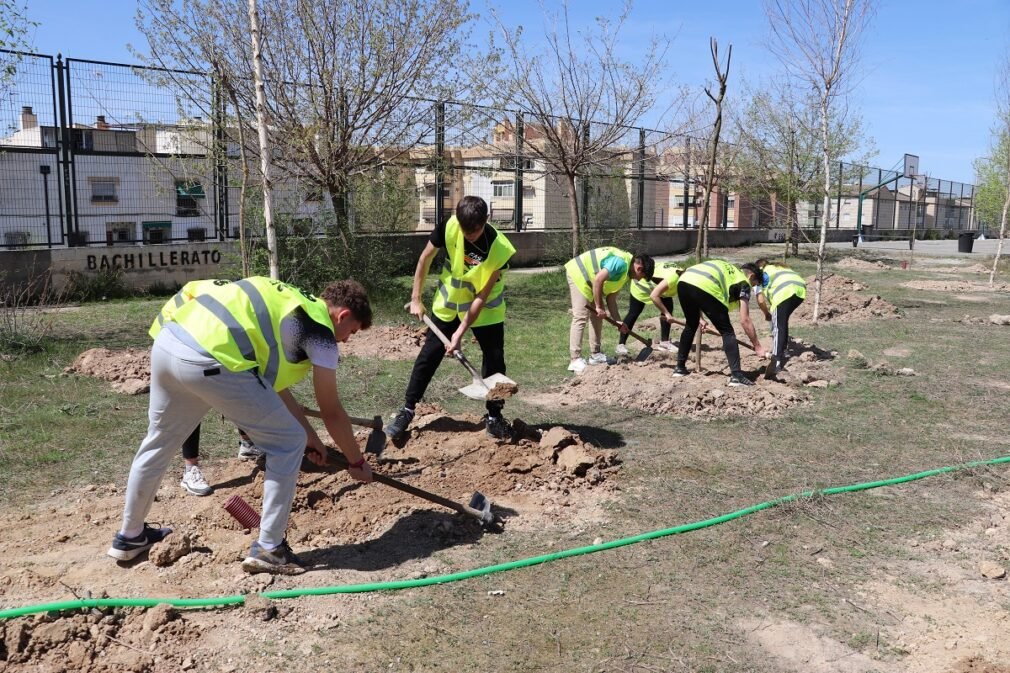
[772,295,804,361]
[404,315,506,416]
[676,283,742,374]
[181,424,249,460]
[619,296,672,344]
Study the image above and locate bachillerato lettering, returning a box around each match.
[87,249,222,271]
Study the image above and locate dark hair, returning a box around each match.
[632,253,655,280]
[320,279,373,329]
[456,196,489,234]
[739,262,762,281]
[754,258,769,270]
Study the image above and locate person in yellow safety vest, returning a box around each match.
[615,261,683,356]
[109,278,374,576]
[149,280,265,497]
[383,196,516,440]
[564,247,655,373]
[673,259,768,386]
[754,258,806,377]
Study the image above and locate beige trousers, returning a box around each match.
[568,275,618,360]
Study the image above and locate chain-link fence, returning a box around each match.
[0,50,979,250]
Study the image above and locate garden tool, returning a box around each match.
[303,408,386,455]
[325,446,502,530]
[412,307,517,400]
[666,316,756,351]
[602,315,653,362]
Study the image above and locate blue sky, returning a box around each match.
[24,0,1010,184]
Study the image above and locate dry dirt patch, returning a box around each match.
[792,275,900,324]
[65,348,151,395]
[527,344,839,419]
[337,323,427,360]
[835,257,889,271]
[904,280,1010,293]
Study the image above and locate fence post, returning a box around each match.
[835,161,842,228]
[54,55,76,243]
[580,125,589,230]
[636,127,645,229]
[435,101,445,228]
[513,112,523,232]
[213,75,228,241]
[682,137,690,229]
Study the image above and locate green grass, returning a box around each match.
[4,248,1010,670]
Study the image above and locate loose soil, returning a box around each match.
[792,274,901,324]
[904,280,1010,293]
[835,257,889,270]
[65,348,151,395]
[526,341,839,419]
[0,403,619,672]
[337,324,427,360]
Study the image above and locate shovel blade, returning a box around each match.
[457,373,517,400]
[363,428,387,455]
[634,347,654,362]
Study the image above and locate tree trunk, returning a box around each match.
[248,0,278,280]
[990,187,1010,287]
[567,172,581,257]
[812,96,832,324]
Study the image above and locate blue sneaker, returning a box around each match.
[242,539,306,575]
[107,524,173,561]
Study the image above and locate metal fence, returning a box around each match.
[0,50,978,249]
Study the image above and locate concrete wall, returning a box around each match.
[1,227,863,292]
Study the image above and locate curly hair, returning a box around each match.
[320,280,372,329]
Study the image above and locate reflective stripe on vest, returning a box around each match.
[679,260,747,309]
[564,247,633,302]
[764,265,806,309]
[149,279,228,340]
[432,218,515,326]
[171,277,333,391]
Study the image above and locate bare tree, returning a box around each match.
[731,79,871,259]
[764,0,874,323]
[988,54,1010,287]
[137,0,489,250]
[695,38,731,260]
[247,0,279,278]
[491,0,672,256]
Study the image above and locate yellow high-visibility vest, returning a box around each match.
[762,264,806,309]
[565,247,633,302]
[148,279,231,339]
[432,216,516,327]
[678,260,750,309]
[631,261,682,302]
[169,276,333,391]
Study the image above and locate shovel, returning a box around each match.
[666,316,756,351]
[602,315,653,362]
[417,311,517,401]
[325,446,503,530]
[303,408,386,455]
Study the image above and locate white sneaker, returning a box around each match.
[568,357,588,373]
[238,438,264,460]
[657,341,676,352]
[180,464,212,496]
[587,352,610,365]
[614,344,629,356]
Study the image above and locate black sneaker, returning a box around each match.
[728,372,754,387]
[241,539,306,575]
[672,364,689,377]
[485,415,511,440]
[107,523,173,561]
[383,407,415,439]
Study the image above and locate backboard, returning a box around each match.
[903,154,919,178]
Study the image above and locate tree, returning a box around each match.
[979,53,1010,287]
[0,0,35,109]
[764,0,874,323]
[491,0,671,256]
[731,79,871,258]
[137,0,489,250]
[695,38,732,260]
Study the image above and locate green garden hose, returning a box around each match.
[2,453,1008,621]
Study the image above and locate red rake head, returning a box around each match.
[223,495,261,529]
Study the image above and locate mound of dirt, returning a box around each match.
[792,275,900,323]
[904,280,1010,293]
[934,263,991,274]
[339,324,427,360]
[835,257,888,270]
[526,343,839,419]
[0,603,201,672]
[65,348,151,395]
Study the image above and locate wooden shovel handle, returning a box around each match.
[665,316,755,351]
[416,310,483,380]
[602,314,651,348]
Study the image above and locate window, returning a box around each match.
[492,181,514,198]
[106,221,134,244]
[73,129,93,151]
[142,221,172,244]
[523,185,535,198]
[490,208,514,223]
[176,180,205,217]
[91,178,118,203]
[499,157,535,171]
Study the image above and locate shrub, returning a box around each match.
[0,271,63,355]
[64,269,133,303]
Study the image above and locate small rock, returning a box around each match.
[897,368,915,376]
[149,532,192,567]
[942,539,957,550]
[540,427,577,451]
[806,380,829,388]
[556,444,597,477]
[980,561,1006,579]
[142,603,176,632]
[815,557,834,569]
[593,537,603,546]
[487,590,505,596]
[989,314,1010,325]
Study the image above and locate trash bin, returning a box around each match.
[957,231,975,253]
[852,235,859,248]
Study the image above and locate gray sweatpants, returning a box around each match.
[120,328,306,548]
